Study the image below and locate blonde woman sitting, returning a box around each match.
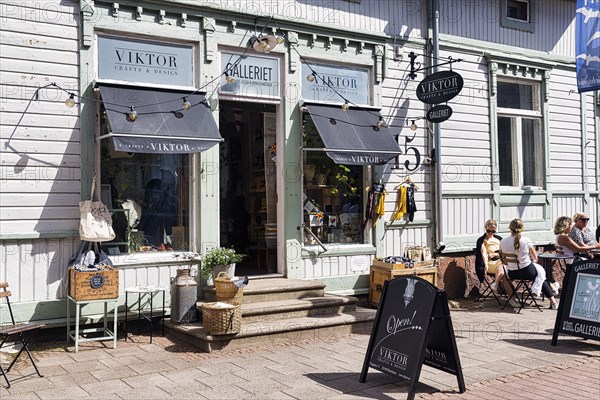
[500,218,559,309]
[475,219,505,293]
[554,216,600,262]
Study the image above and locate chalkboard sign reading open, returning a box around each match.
[360,276,465,400]
[552,259,600,345]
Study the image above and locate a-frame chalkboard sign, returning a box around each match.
[360,276,465,400]
[552,259,600,346]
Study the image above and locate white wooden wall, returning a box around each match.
[440,0,576,58]
[0,1,81,235]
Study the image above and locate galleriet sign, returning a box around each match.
[98,36,194,87]
[219,52,280,98]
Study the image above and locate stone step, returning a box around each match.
[164,307,376,353]
[203,277,326,304]
[197,294,358,323]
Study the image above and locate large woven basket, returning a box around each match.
[214,272,243,305]
[202,302,242,335]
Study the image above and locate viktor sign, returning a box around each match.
[416,70,463,105]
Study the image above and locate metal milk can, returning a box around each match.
[170,268,198,324]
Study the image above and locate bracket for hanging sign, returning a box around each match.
[408,52,462,80]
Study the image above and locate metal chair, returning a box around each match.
[499,253,542,313]
[0,282,44,388]
[475,269,504,305]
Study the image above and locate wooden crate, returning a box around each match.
[368,263,437,307]
[68,266,119,301]
[372,259,435,270]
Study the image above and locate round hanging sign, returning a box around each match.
[416,70,463,105]
[90,274,106,289]
[426,104,453,123]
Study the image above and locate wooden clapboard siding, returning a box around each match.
[383,225,431,257]
[442,197,492,237]
[552,195,585,222]
[439,0,575,58]
[547,67,584,192]
[0,1,80,236]
[302,254,374,279]
[211,0,425,37]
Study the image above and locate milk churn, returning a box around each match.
[170,268,198,324]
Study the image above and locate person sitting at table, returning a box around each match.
[475,219,505,293]
[555,216,600,262]
[569,212,597,247]
[500,218,559,309]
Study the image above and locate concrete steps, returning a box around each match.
[164,277,376,352]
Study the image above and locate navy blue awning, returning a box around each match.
[98,83,222,154]
[305,103,401,165]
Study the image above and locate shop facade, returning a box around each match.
[1,0,595,321]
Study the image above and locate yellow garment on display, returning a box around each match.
[390,186,407,223]
[372,191,386,227]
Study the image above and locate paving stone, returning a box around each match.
[80,378,132,395]
[35,385,91,399]
[47,372,99,388]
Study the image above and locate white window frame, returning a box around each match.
[497,79,543,190]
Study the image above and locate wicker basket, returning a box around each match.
[214,272,243,305]
[202,302,242,335]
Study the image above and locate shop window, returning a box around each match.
[99,129,190,254]
[501,0,534,32]
[302,116,364,245]
[497,80,543,189]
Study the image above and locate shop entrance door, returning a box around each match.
[219,101,278,275]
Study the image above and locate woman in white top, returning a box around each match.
[500,218,559,309]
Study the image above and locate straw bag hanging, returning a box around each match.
[79,176,116,242]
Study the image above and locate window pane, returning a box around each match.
[507,0,529,22]
[497,81,537,111]
[100,141,190,253]
[522,118,543,187]
[498,116,514,186]
[302,117,364,245]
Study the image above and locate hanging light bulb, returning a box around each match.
[376,117,384,129]
[65,93,75,108]
[260,40,271,53]
[182,97,191,111]
[276,36,285,44]
[127,106,138,122]
[341,101,350,111]
[410,120,417,131]
[226,74,234,83]
[306,73,315,83]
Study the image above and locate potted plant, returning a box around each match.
[200,247,246,282]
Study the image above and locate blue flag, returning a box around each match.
[576,0,600,92]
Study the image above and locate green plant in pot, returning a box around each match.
[200,247,246,282]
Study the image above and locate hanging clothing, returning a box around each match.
[362,189,375,230]
[372,191,386,227]
[406,186,417,222]
[390,186,407,223]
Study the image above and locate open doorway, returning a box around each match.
[219,101,278,276]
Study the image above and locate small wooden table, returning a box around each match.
[66,295,118,353]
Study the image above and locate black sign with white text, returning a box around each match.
[416,70,464,105]
[426,104,453,123]
[552,259,600,345]
[360,276,465,400]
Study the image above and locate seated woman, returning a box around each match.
[555,215,600,262]
[500,218,559,309]
[475,219,505,293]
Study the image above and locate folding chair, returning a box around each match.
[499,254,542,313]
[0,282,44,388]
[475,270,504,306]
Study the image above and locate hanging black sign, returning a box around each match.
[360,276,465,400]
[416,70,464,105]
[552,259,600,346]
[426,104,453,123]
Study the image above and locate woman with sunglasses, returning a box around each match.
[568,212,597,248]
[556,215,600,262]
[475,219,504,293]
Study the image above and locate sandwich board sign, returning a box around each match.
[360,276,465,400]
[552,259,600,345]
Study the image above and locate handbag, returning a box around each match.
[79,176,116,242]
[69,241,114,270]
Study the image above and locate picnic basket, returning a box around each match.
[214,272,243,305]
[202,302,242,335]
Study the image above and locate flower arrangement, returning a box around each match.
[200,247,246,279]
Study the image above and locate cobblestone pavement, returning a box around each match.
[1,301,599,400]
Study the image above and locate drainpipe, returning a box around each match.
[430,0,445,252]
